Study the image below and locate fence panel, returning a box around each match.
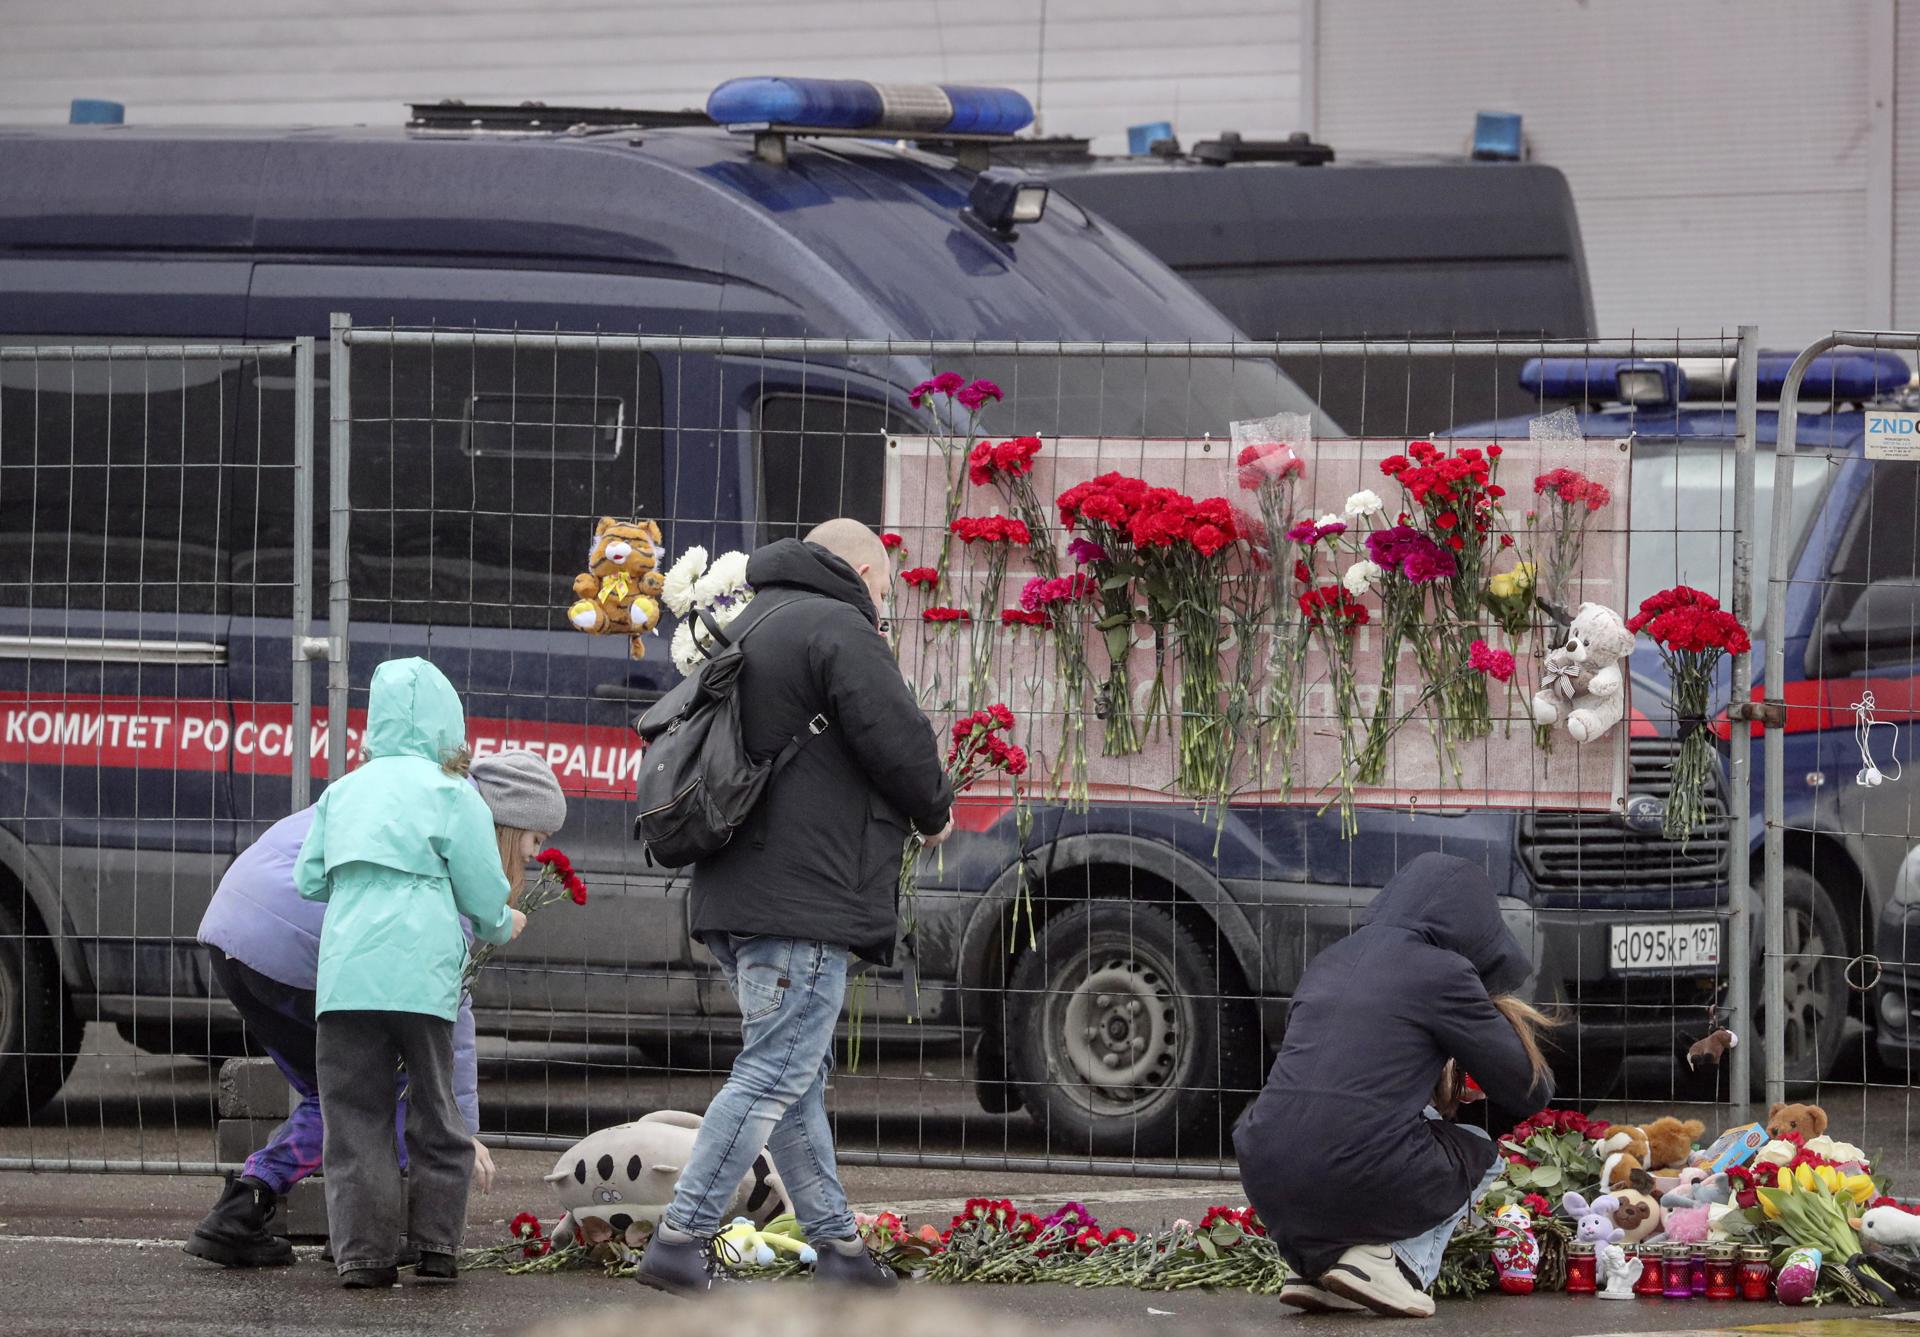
[0,324,1769,1184]
[0,338,312,1172]
[1763,331,1920,1193]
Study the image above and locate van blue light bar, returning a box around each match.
[707,77,1034,137]
[1521,350,1914,405]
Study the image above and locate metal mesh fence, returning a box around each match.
[1762,330,1920,1192]
[0,324,1775,1186]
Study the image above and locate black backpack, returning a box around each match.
[631,594,829,867]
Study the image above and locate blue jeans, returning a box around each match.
[663,935,856,1241]
[1391,1114,1500,1288]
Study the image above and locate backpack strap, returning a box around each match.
[697,593,834,766]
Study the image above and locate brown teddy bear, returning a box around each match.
[1767,1103,1828,1140]
[1597,1117,1704,1187]
[568,516,666,659]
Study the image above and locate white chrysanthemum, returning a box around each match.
[1342,560,1381,597]
[1317,513,1344,530]
[1344,489,1384,519]
[693,550,751,606]
[660,546,708,618]
[669,622,701,676]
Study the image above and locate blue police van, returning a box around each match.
[0,83,1744,1150]
[1468,350,1920,1092]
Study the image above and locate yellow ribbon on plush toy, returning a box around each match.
[597,571,634,607]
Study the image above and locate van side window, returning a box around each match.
[0,351,237,614]
[756,395,897,543]
[237,344,664,630]
[1831,460,1920,601]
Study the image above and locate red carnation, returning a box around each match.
[901,566,940,589]
[880,532,904,551]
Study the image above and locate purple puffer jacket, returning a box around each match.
[199,807,482,1133]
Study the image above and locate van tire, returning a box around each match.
[1753,866,1850,1093]
[1006,900,1258,1157]
[0,898,79,1123]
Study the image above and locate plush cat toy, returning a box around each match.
[568,516,666,659]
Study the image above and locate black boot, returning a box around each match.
[184,1175,294,1269]
[633,1227,721,1297]
[812,1238,897,1290]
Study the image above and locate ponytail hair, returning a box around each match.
[1491,993,1560,1090]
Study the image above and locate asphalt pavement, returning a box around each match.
[5,1026,1920,1334]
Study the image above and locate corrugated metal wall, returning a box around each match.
[1314,0,1888,349]
[0,0,1304,152]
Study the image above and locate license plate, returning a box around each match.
[1608,922,1721,973]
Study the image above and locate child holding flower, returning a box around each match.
[294,658,535,1288]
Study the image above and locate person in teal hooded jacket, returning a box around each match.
[295,657,525,1289]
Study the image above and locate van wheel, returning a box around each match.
[0,898,79,1123]
[1753,866,1850,1092]
[1007,900,1257,1157]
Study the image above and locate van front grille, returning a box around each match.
[1517,739,1731,896]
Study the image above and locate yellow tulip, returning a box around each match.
[1815,1165,1840,1192]
[1776,1167,1795,1191]
[1796,1163,1817,1191]
[1844,1175,1877,1205]
[1760,1192,1783,1220]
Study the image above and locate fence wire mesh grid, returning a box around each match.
[2,322,1866,1190]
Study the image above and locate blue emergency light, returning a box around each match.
[1521,350,1914,406]
[1472,111,1523,161]
[707,77,1034,137]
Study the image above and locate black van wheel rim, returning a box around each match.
[1779,903,1833,1068]
[1050,948,1187,1116]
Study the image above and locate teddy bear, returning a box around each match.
[1599,1117,1704,1178]
[567,515,666,659]
[1531,601,1636,743]
[1767,1102,1829,1140]
[543,1110,789,1249]
[1609,1185,1664,1245]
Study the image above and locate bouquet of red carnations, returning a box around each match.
[1058,473,1153,755]
[1627,586,1750,841]
[898,706,1027,942]
[462,847,588,990]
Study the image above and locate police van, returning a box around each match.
[0,80,1727,1149]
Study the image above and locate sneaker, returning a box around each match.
[1320,1246,1437,1319]
[183,1175,295,1269]
[812,1238,897,1291]
[414,1251,458,1283]
[340,1266,399,1290]
[634,1228,720,1297]
[1280,1279,1366,1313]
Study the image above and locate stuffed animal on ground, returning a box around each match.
[1608,1184,1665,1246]
[1664,1204,1712,1244]
[1561,1191,1623,1246]
[568,516,667,659]
[1768,1102,1829,1140]
[1600,1117,1704,1175]
[1861,1205,1920,1252]
[717,1216,817,1270]
[1530,602,1635,743]
[1598,1242,1642,1299]
[1489,1204,1540,1295]
[1661,1167,1732,1211]
[544,1110,789,1249]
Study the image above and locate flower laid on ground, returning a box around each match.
[1756,1163,1887,1305]
[1059,473,1156,756]
[1480,1108,1609,1211]
[1469,639,1516,683]
[1629,585,1750,840]
[510,1212,548,1259]
[662,545,756,676]
[909,371,1005,582]
[463,849,588,989]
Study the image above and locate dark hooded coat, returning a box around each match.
[1232,852,1551,1280]
[687,539,953,966]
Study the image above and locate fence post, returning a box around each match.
[327,313,353,782]
[289,335,317,810]
[1727,324,1758,1110]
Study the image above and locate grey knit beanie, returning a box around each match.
[469,749,568,834]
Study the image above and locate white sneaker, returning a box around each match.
[1280,1279,1366,1313]
[1319,1245,1437,1319]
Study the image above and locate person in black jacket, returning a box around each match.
[637,521,954,1297]
[1233,852,1555,1318]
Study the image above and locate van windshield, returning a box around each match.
[950,355,1339,439]
[1628,439,1829,625]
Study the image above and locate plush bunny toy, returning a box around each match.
[1561,1190,1624,1246]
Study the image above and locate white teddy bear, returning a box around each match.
[1531,602,1635,744]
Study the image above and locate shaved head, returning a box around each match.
[806,518,891,608]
